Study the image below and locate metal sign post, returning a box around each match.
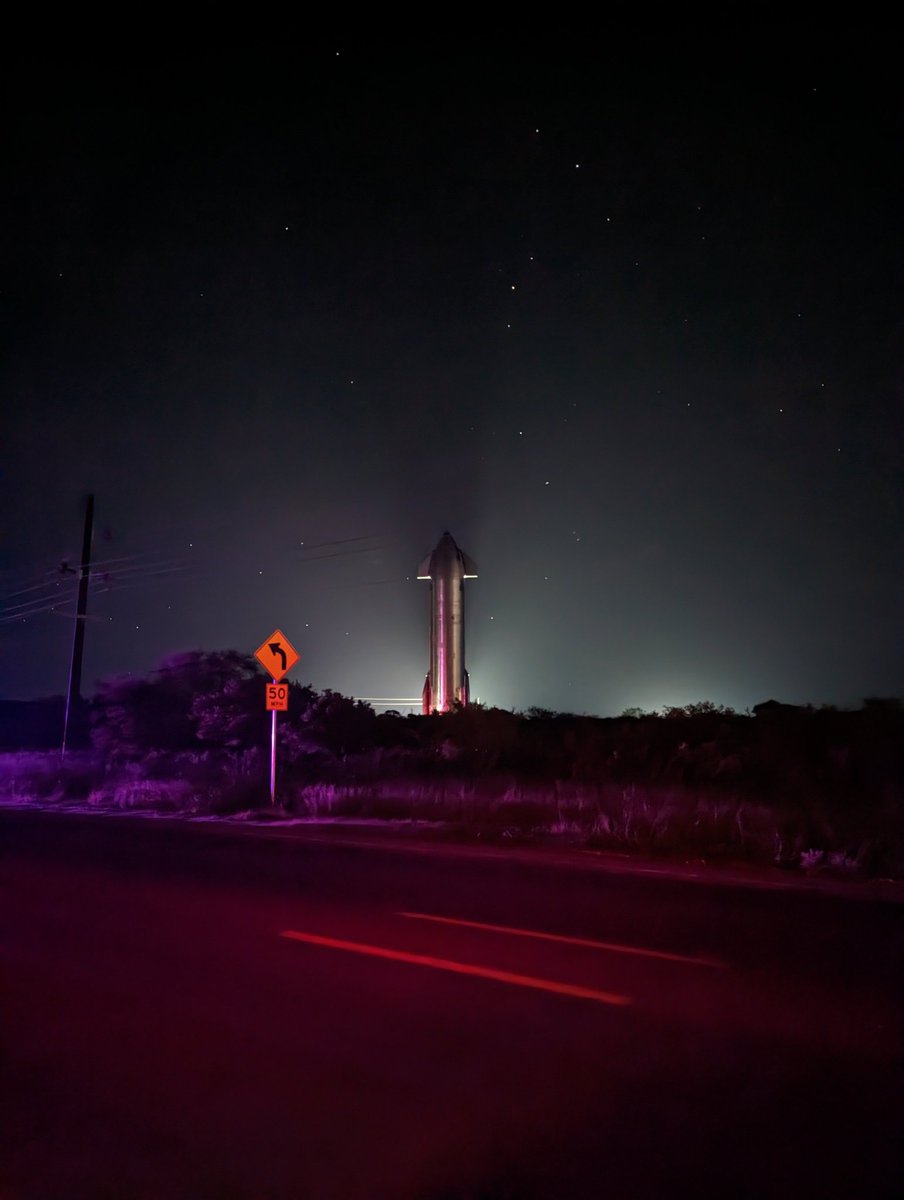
[255,630,300,807]
[270,680,278,805]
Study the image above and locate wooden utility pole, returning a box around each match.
[62,493,94,757]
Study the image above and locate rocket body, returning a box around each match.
[417,531,477,713]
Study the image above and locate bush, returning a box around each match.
[0,751,98,804]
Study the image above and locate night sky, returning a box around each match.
[2,49,901,714]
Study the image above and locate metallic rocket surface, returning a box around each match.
[417,531,477,713]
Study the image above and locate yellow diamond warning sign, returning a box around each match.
[254,629,299,682]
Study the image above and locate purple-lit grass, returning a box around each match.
[0,751,97,805]
[0,749,259,814]
[283,775,897,874]
[1,752,899,876]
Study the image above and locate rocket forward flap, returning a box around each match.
[461,551,478,578]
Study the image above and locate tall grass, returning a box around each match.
[1,751,900,877]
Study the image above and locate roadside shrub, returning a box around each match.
[0,751,99,804]
[89,778,198,812]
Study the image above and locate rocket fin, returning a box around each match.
[460,551,478,578]
[417,554,433,579]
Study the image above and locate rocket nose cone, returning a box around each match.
[421,531,476,578]
[433,532,459,563]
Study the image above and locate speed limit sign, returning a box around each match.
[266,682,289,712]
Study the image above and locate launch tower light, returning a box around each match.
[417,531,477,714]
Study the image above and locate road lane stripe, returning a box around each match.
[280,930,631,1007]
[399,912,724,968]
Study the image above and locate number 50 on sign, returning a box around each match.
[266,682,289,712]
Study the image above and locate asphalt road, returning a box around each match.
[1,810,901,1199]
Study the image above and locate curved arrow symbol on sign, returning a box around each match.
[255,629,299,682]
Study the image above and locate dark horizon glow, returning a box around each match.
[1,50,900,715]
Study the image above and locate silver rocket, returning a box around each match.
[417,531,478,713]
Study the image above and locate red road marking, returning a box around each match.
[399,911,724,968]
[280,930,631,1007]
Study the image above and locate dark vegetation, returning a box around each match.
[2,651,902,877]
